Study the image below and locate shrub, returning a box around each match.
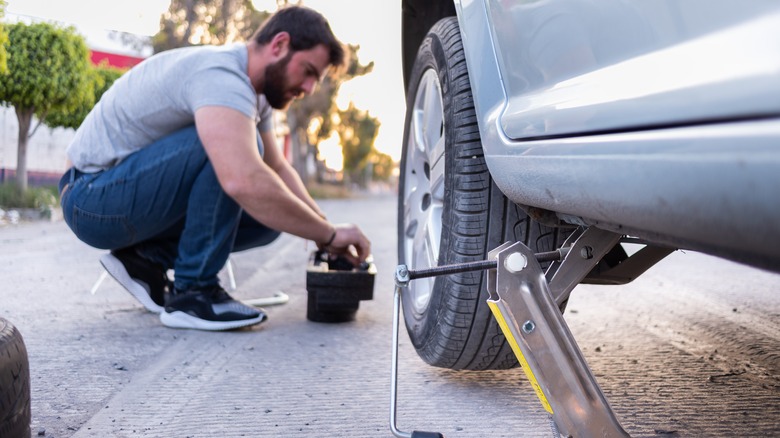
[0,183,58,212]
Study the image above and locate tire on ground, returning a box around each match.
[398,17,570,370]
[0,317,31,438]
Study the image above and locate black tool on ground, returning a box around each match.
[306,250,375,323]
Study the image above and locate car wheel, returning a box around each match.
[397,17,570,370]
[0,318,31,438]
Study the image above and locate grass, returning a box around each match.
[0,181,352,207]
[307,182,353,199]
[0,180,351,219]
[0,183,59,211]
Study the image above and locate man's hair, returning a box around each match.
[252,6,345,68]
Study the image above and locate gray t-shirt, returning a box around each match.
[67,43,273,173]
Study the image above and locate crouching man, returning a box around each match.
[59,6,371,331]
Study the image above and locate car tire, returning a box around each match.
[0,318,31,438]
[397,17,570,370]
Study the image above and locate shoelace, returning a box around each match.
[200,285,232,303]
[164,278,174,294]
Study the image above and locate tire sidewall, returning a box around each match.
[0,317,32,438]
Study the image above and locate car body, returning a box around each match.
[399,0,780,366]
[401,0,780,274]
[395,1,780,432]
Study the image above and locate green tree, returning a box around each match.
[152,0,269,52]
[43,63,125,130]
[289,44,374,183]
[0,22,92,191]
[334,102,380,187]
[370,151,394,182]
[0,0,8,74]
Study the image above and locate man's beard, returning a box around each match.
[263,52,295,110]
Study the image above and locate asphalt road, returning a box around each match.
[1,194,778,437]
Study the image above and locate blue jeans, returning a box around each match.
[59,125,280,291]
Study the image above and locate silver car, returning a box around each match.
[396,0,780,434]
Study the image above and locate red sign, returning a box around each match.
[90,50,144,69]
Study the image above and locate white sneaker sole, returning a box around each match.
[99,253,165,314]
[160,310,266,331]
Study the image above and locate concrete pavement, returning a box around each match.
[1,194,551,438]
[1,194,778,437]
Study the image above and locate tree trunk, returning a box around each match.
[286,111,310,183]
[182,0,197,45]
[219,0,234,43]
[313,144,324,183]
[296,127,313,185]
[15,107,34,192]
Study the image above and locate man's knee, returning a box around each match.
[232,216,282,252]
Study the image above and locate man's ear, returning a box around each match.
[270,32,290,59]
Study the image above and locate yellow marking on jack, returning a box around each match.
[488,300,554,415]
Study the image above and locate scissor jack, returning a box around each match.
[390,227,639,438]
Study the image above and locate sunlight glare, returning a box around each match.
[318,134,344,172]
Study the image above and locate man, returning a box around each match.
[58,6,371,331]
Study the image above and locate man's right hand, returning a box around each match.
[319,223,371,266]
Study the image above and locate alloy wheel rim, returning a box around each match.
[401,69,446,315]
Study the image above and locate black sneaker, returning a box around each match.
[159,285,267,331]
[99,248,171,314]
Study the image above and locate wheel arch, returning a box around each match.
[401,0,457,93]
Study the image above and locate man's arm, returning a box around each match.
[260,129,326,219]
[194,106,370,262]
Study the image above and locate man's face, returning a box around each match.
[264,51,294,109]
[263,43,330,110]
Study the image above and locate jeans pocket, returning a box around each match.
[72,206,136,249]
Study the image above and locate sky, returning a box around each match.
[4,0,405,162]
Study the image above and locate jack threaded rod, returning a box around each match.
[406,249,564,280]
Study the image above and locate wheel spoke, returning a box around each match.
[422,74,444,160]
[429,138,446,204]
[412,106,427,154]
[429,121,446,172]
[424,209,440,267]
[410,218,436,311]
